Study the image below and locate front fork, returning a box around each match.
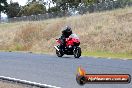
[54,45,65,53]
[54,46,59,51]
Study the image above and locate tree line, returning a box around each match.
[0,0,132,18]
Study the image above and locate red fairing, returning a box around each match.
[56,39,61,44]
[66,38,80,46]
[56,34,80,46]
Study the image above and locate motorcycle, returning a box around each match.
[54,34,81,58]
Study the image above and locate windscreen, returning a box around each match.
[69,34,79,39]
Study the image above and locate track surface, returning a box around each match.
[0,52,131,88]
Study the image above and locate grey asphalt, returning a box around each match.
[0,52,131,88]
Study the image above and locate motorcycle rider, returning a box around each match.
[59,26,73,51]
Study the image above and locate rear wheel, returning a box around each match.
[74,47,81,58]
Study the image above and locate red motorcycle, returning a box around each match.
[54,34,81,58]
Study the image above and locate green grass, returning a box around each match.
[0,22,28,30]
[0,23,16,29]
[82,51,132,59]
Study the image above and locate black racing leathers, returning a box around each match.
[59,30,72,51]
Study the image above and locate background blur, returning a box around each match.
[0,0,132,23]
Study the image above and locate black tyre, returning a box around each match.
[56,49,64,57]
[74,47,81,58]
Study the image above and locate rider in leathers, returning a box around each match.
[59,26,73,51]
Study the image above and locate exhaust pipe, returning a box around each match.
[54,46,60,51]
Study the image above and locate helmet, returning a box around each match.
[62,26,72,35]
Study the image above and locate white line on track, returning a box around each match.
[107,57,111,59]
[122,59,127,60]
[0,76,61,88]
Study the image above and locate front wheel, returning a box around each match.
[73,47,81,58]
[56,49,64,57]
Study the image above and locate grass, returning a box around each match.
[82,51,132,59]
[0,7,132,59]
[0,22,24,30]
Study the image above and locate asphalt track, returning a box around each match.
[0,52,131,88]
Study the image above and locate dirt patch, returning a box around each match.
[0,81,25,88]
